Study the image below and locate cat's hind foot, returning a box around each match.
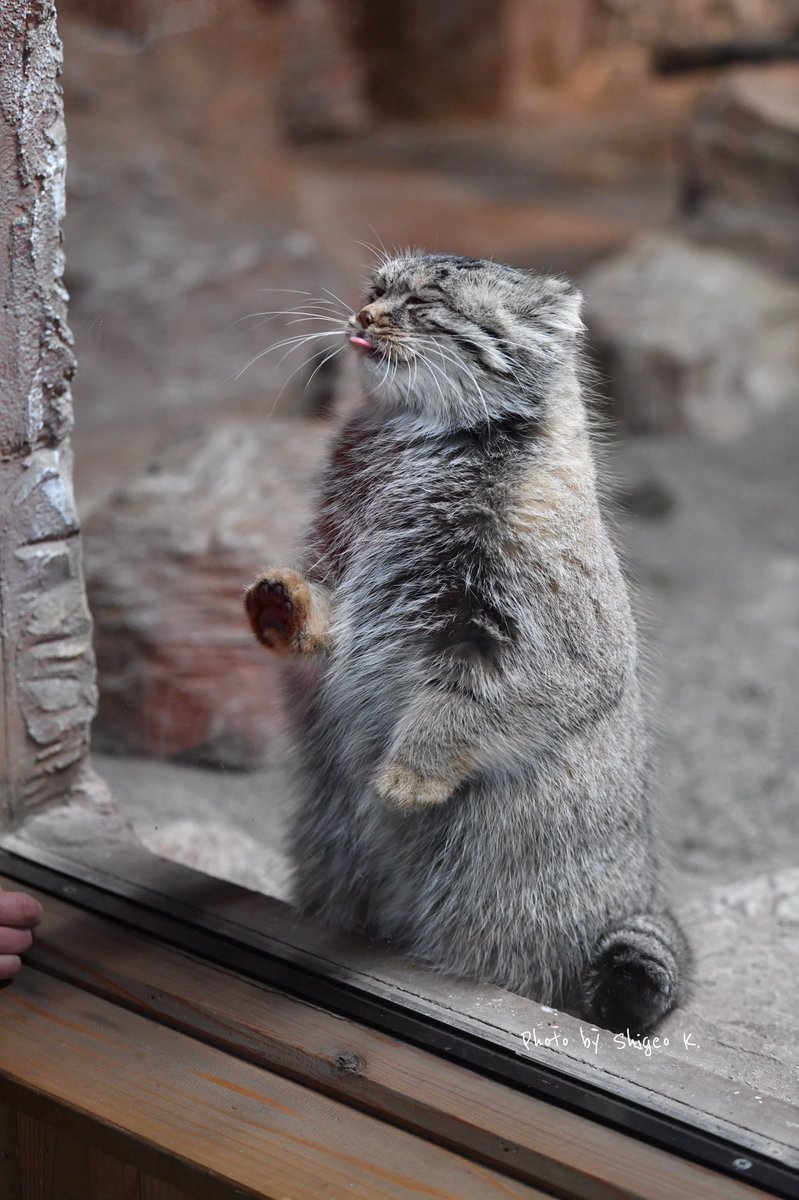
[582,910,692,1036]
[245,568,315,655]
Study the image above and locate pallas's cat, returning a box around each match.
[245,252,690,1033]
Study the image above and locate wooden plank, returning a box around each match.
[86,1147,143,1200]
[138,1181,195,1200]
[17,1112,57,1200]
[0,967,549,1200]
[17,1113,90,1200]
[12,1109,196,1200]
[4,830,795,1174]
[4,874,772,1200]
[139,1182,195,1200]
[0,1099,23,1200]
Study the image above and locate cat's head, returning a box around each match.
[346,252,583,428]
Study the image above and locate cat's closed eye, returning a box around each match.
[405,295,425,307]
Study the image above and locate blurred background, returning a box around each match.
[58,0,798,1101]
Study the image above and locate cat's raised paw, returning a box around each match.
[374,763,453,810]
[244,569,311,654]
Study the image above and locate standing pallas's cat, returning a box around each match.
[245,252,691,1033]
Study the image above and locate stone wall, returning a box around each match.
[0,1,97,825]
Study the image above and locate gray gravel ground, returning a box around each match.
[614,414,799,900]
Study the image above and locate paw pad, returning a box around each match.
[245,578,298,645]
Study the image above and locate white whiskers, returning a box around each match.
[232,329,344,383]
[232,287,353,391]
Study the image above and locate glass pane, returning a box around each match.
[27,0,799,1176]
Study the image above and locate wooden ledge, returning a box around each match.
[0,966,551,1200]
[0,871,774,1200]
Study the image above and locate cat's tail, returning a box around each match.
[582,909,692,1035]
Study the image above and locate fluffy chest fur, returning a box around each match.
[311,407,636,759]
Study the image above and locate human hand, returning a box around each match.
[0,886,43,982]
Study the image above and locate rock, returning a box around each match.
[650,0,799,48]
[583,0,799,52]
[277,0,368,141]
[350,0,505,120]
[683,66,799,273]
[502,0,799,108]
[63,0,151,35]
[583,234,799,438]
[83,417,331,768]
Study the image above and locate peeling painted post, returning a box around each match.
[0,1,98,827]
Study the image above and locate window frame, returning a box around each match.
[1,827,797,1198]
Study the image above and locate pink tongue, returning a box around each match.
[349,335,375,350]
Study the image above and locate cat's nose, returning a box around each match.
[356,307,374,329]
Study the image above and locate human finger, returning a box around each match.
[0,927,33,956]
[0,890,43,928]
[0,954,22,981]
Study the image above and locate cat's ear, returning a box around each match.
[532,276,584,337]
[541,275,582,301]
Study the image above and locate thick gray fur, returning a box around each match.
[250,251,691,1033]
